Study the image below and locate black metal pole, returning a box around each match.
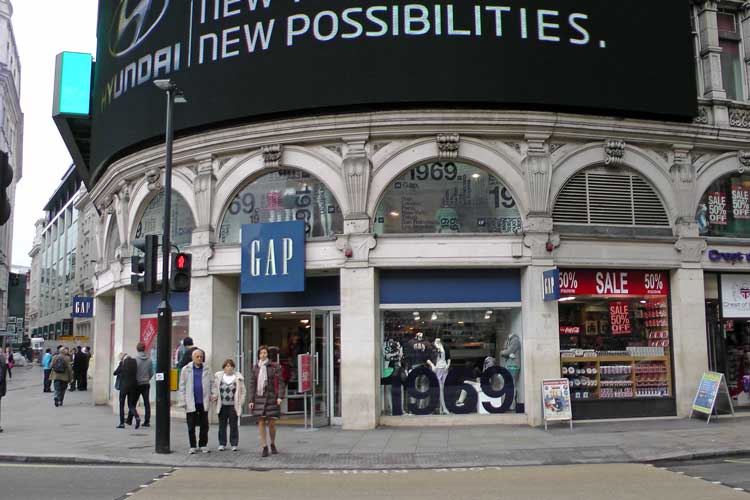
[155,86,175,454]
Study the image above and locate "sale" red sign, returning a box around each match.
[609,301,632,335]
[140,318,158,352]
[559,270,669,297]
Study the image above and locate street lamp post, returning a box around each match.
[153,79,186,454]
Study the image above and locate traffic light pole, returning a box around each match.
[155,84,176,454]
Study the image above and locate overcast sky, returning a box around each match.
[10,0,98,267]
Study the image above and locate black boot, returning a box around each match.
[261,446,269,457]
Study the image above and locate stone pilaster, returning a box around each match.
[523,134,551,215]
[697,1,727,100]
[671,144,696,225]
[342,135,371,234]
[92,295,114,405]
[111,287,140,409]
[190,154,217,276]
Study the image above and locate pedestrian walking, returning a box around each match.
[176,337,197,371]
[248,345,285,457]
[0,352,9,432]
[113,353,128,428]
[49,347,73,407]
[211,359,245,451]
[41,348,52,392]
[179,349,212,454]
[70,346,81,391]
[4,347,13,378]
[114,353,140,428]
[134,342,154,427]
[77,346,90,391]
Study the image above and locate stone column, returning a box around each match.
[520,219,560,426]
[696,1,729,125]
[188,275,238,374]
[339,266,379,429]
[92,294,114,405]
[673,231,708,417]
[111,286,141,407]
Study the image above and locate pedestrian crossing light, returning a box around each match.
[131,235,159,293]
[170,252,192,292]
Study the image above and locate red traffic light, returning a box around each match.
[176,254,186,269]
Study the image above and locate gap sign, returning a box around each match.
[72,296,94,318]
[542,268,560,302]
[241,221,305,294]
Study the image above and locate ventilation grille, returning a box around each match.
[554,172,670,227]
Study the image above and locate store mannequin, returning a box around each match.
[427,338,451,414]
[383,338,404,414]
[501,332,521,408]
[406,332,435,411]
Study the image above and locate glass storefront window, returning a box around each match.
[218,169,343,244]
[134,191,195,250]
[380,308,522,416]
[170,315,190,369]
[557,269,673,404]
[374,161,521,234]
[697,173,750,237]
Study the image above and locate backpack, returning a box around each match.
[52,356,67,374]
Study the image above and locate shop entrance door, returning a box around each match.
[239,310,332,427]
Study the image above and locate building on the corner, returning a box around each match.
[0,0,23,332]
[54,2,750,428]
[27,167,96,347]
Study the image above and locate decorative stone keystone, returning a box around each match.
[262,144,283,169]
[604,139,626,166]
[436,133,460,160]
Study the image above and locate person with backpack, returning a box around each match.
[49,347,73,407]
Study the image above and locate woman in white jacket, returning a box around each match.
[211,359,246,451]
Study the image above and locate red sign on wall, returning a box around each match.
[559,326,581,335]
[140,318,158,352]
[609,301,632,335]
[298,353,312,393]
[559,270,669,296]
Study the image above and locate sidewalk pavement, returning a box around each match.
[1,366,748,470]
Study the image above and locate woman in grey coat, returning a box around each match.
[247,345,285,457]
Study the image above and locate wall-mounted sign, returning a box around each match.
[241,221,305,294]
[140,318,158,352]
[90,0,695,185]
[542,268,560,302]
[720,274,750,318]
[708,249,750,264]
[72,296,94,318]
[559,270,669,296]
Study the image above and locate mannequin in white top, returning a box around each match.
[427,338,450,414]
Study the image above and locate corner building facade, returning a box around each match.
[85,3,750,428]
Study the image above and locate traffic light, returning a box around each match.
[170,252,192,292]
[131,234,159,293]
[0,151,13,226]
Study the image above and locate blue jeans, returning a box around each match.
[53,380,67,403]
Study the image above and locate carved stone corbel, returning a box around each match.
[189,245,214,276]
[738,151,750,174]
[342,137,371,224]
[145,167,162,191]
[335,233,377,268]
[524,134,551,215]
[436,133,460,160]
[262,144,283,169]
[193,154,216,231]
[604,139,626,166]
[675,237,707,264]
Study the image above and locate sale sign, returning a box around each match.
[732,185,750,219]
[609,301,632,335]
[708,191,728,225]
[140,318,158,352]
[559,270,669,296]
[298,353,312,393]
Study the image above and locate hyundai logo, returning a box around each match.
[109,0,170,57]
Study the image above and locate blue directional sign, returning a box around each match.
[241,221,305,294]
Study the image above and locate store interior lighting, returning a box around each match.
[431,312,438,320]
[559,297,575,302]
[390,211,400,217]
[471,173,481,179]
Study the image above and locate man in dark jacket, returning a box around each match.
[77,347,90,391]
[115,354,141,428]
[134,342,154,427]
[176,337,197,371]
[70,347,80,391]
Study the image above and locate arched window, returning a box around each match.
[697,172,750,237]
[553,167,670,227]
[134,190,195,249]
[218,169,343,244]
[374,161,521,234]
[106,219,120,264]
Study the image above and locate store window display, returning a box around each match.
[134,190,195,249]
[218,169,343,243]
[557,269,675,417]
[374,161,522,235]
[380,309,523,417]
[697,172,750,237]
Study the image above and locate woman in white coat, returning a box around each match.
[210,359,246,451]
